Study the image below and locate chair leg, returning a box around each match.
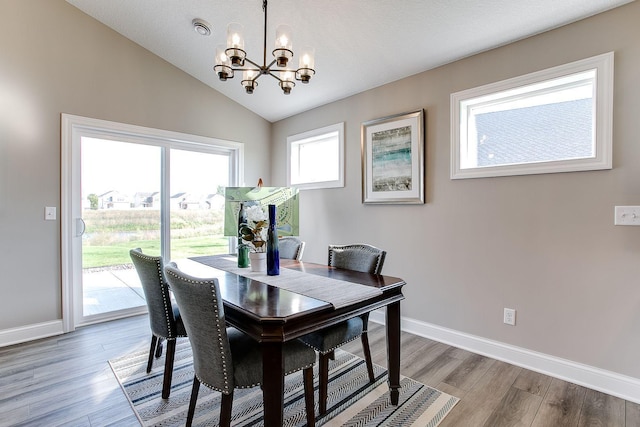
[220,390,234,427]
[186,377,200,427]
[361,332,375,383]
[361,313,375,382]
[162,339,177,399]
[146,335,158,373]
[155,337,164,358]
[303,366,316,427]
[319,352,330,415]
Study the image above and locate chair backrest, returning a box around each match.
[279,236,306,260]
[328,244,386,274]
[164,263,234,394]
[129,248,178,339]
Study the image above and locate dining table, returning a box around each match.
[177,254,406,427]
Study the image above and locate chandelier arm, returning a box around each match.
[266,71,285,83]
[268,69,297,78]
[264,58,278,71]
[231,66,261,73]
[242,57,264,70]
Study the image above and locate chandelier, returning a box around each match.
[213,0,315,95]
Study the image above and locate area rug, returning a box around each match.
[109,340,459,426]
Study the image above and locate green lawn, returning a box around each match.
[81,209,229,268]
[82,236,229,268]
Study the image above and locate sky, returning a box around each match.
[81,137,230,198]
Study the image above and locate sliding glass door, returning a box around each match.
[62,114,242,328]
[81,138,161,317]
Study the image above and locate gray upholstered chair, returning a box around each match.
[129,248,187,399]
[164,263,316,427]
[278,236,306,260]
[299,243,386,415]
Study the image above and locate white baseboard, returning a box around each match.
[369,310,640,404]
[0,320,65,348]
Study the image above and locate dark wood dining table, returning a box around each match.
[182,255,406,427]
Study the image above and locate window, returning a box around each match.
[287,122,344,189]
[451,52,613,179]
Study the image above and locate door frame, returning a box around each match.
[61,114,244,332]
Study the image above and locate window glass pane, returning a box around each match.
[81,137,160,316]
[288,122,344,189]
[293,133,339,184]
[472,96,593,167]
[170,149,230,260]
[451,52,613,179]
[464,72,595,169]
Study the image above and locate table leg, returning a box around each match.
[262,341,285,427]
[386,301,401,405]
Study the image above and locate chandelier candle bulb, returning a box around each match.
[226,23,246,66]
[215,45,232,80]
[297,47,315,83]
[274,25,293,67]
[242,70,258,94]
[280,71,295,94]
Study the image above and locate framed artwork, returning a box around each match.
[361,109,425,204]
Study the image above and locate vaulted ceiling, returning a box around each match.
[66,0,633,122]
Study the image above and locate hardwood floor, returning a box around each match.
[343,324,640,427]
[1,315,638,426]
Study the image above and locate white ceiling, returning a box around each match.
[66,0,633,123]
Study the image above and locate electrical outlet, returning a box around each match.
[503,308,516,326]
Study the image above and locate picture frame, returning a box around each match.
[361,109,425,204]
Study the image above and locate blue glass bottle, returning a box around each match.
[266,204,280,275]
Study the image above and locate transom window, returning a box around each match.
[451,52,614,179]
[287,122,344,190]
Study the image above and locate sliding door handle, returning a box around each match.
[76,218,86,237]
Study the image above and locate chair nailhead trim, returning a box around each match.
[166,269,232,393]
[132,251,175,338]
[328,244,385,274]
[303,334,362,354]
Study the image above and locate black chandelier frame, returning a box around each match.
[214,0,315,94]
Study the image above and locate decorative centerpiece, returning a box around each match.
[239,205,268,272]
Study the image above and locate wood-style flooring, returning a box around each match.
[1,315,638,426]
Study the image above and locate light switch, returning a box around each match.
[614,206,640,226]
[45,206,56,221]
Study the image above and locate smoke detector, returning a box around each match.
[192,19,211,36]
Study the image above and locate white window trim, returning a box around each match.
[450,52,614,179]
[286,122,345,190]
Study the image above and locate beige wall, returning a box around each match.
[272,1,640,379]
[2,0,640,390]
[0,0,270,329]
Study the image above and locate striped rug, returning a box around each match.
[109,341,459,426]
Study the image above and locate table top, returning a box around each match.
[175,256,405,322]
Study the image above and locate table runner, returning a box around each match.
[190,256,382,309]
